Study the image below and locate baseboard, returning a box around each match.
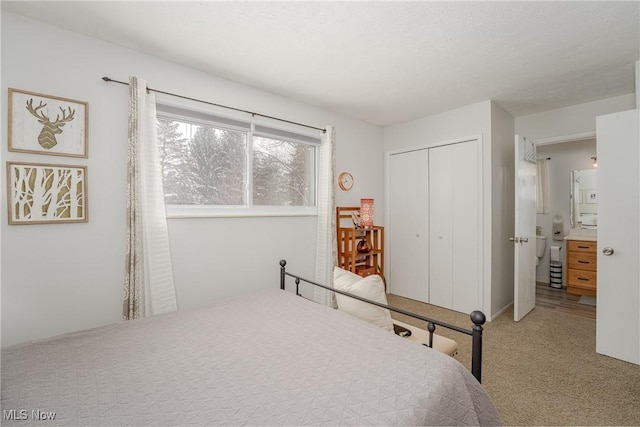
[491,302,513,321]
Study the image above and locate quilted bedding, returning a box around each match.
[1,289,501,426]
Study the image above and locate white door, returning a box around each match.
[430,140,481,313]
[513,135,537,321]
[388,149,429,302]
[429,145,453,308]
[451,141,482,313]
[596,109,640,365]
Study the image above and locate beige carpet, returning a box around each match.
[387,294,640,426]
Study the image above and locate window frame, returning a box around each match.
[157,104,320,218]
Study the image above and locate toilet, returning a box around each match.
[536,235,547,265]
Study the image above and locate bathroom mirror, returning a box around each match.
[570,169,597,228]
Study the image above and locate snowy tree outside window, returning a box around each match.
[157,106,318,216]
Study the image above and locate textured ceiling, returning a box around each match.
[2,1,639,126]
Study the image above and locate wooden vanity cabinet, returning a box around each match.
[566,240,597,296]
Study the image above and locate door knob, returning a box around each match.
[521,237,529,243]
[602,247,614,256]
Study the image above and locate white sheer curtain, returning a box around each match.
[536,158,550,214]
[313,126,336,306]
[123,76,177,320]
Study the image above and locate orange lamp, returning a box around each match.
[360,198,374,227]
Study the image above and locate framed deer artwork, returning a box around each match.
[6,161,88,225]
[8,88,88,158]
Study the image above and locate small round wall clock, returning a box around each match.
[338,172,354,191]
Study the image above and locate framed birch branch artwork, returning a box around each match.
[6,162,88,225]
[8,88,88,158]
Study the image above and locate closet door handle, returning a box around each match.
[509,237,527,244]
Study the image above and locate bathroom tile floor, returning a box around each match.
[536,282,596,320]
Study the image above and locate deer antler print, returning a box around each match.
[26,98,76,149]
[26,99,48,122]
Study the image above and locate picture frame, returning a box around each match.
[8,88,88,158]
[6,161,88,225]
[586,190,597,204]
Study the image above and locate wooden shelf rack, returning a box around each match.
[336,206,384,278]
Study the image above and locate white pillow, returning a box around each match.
[333,267,394,331]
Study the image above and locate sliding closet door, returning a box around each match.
[429,140,481,313]
[451,141,481,313]
[428,146,453,308]
[388,149,429,302]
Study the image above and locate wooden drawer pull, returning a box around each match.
[578,260,590,264]
[578,277,590,281]
[577,245,590,249]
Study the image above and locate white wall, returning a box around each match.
[383,100,514,319]
[515,94,635,141]
[636,60,640,109]
[1,12,384,346]
[383,100,492,152]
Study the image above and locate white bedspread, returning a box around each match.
[1,289,501,426]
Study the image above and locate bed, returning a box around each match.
[1,261,501,426]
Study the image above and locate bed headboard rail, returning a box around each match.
[279,259,486,383]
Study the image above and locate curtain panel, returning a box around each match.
[313,126,336,307]
[123,76,178,320]
[536,158,550,214]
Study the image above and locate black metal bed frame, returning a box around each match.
[279,259,487,383]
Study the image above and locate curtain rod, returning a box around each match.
[101,77,326,133]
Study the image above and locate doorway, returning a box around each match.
[534,138,597,290]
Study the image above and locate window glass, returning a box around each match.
[157,107,318,216]
[158,117,247,205]
[253,135,315,206]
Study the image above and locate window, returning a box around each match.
[157,105,318,217]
